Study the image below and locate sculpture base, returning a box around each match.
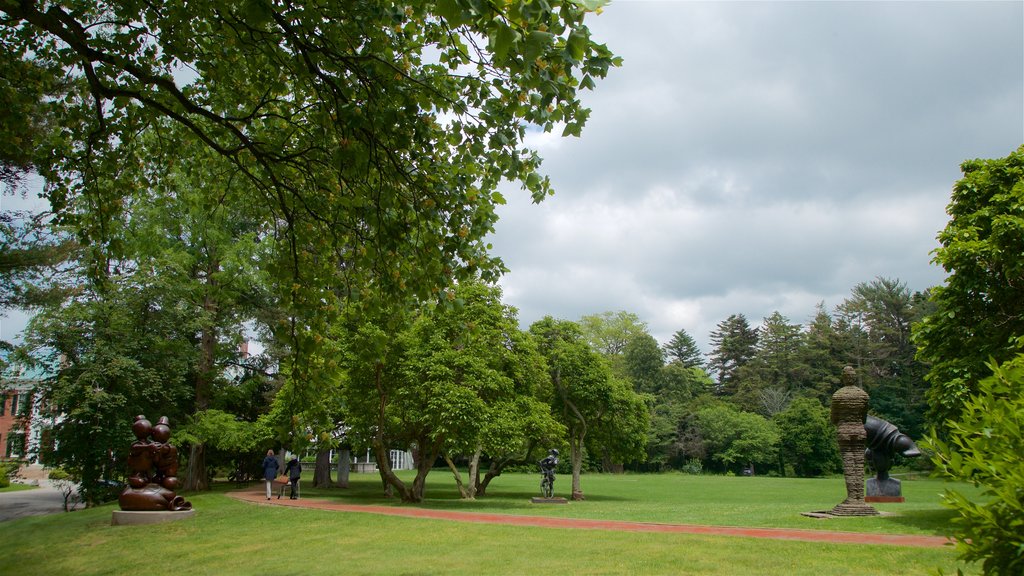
[828,501,880,516]
[531,497,568,504]
[802,509,892,519]
[111,509,195,526]
[866,477,903,498]
[865,495,905,503]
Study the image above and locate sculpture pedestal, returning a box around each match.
[111,509,195,526]
[530,497,568,504]
[866,477,904,503]
[829,501,880,516]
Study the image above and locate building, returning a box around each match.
[0,363,53,463]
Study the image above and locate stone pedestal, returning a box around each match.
[111,509,195,526]
[866,477,904,503]
[530,497,568,504]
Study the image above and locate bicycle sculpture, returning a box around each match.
[538,449,559,498]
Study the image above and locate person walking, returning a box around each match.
[262,449,280,500]
[284,455,302,499]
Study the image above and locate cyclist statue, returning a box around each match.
[539,449,559,498]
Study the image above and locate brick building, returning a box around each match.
[0,364,52,462]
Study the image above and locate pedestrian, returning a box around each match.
[261,449,279,500]
[284,455,301,499]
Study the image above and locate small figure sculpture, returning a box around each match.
[538,449,559,499]
[828,367,878,516]
[119,415,192,512]
[865,415,921,500]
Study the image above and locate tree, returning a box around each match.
[622,333,664,394]
[578,310,649,357]
[340,283,558,502]
[795,303,848,403]
[0,210,77,353]
[664,328,704,369]
[915,146,1024,431]
[127,126,273,491]
[2,0,620,339]
[401,282,557,500]
[530,317,646,500]
[733,311,802,414]
[694,403,779,475]
[773,397,839,477]
[707,314,758,396]
[26,281,196,505]
[926,349,1024,575]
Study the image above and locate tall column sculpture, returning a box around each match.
[828,367,879,516]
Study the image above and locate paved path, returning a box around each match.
[0,480,68,522]
[227,487,953,548]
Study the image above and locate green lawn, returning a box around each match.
[0,472,979,575]
[0,482,37,493]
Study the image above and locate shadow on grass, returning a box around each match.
[884,508,959,536]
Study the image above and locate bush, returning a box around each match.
[927,351,1024,575]
[47,467,81,511]
[0,460,21,488]
[679,458,703,475]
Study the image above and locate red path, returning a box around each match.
[227,488,952,548]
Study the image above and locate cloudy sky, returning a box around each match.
[488,0,1024,351]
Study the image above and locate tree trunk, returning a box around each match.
[370,361,411,500]
[570,435,585,501]
[185,442,208,492]
[478,459,504,497]
[409,439,440,502]
[186,278,218,492]
[336,449,350,488]
[313,448,332,488]
[466,447,482,499]
[443,452,471,499]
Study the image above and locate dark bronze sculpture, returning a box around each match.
[539,449,558,498]
[865,415,921,500]
[828,367,878,516]
[119,415,192,512]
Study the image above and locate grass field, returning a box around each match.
[0,471,979,575]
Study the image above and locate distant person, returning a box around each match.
[261,449,279,500]
[284,455,302,500]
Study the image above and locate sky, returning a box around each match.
[487,0,1024,352]
[1,1,1022,354]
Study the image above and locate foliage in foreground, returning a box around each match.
[927,350,1024,576]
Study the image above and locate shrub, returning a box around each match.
[47,467,80,512]
[679,458,703,475]
[0,461,21,488]
[926,350,1024,575]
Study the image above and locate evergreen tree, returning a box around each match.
[664,328,704,368]
[707,314,758,396]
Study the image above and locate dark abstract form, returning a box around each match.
[865,415,921,500]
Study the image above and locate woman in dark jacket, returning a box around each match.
[261,449,279,500]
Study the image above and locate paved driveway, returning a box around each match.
[0,481,68,522]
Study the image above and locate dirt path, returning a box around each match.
[226,488,952,548]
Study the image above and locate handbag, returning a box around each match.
[275,475,289,485]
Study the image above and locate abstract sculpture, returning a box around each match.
[865,415,921,501]
[119,415,192,512]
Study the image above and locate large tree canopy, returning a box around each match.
[1,0,619,323]
[915,145,1024,429]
